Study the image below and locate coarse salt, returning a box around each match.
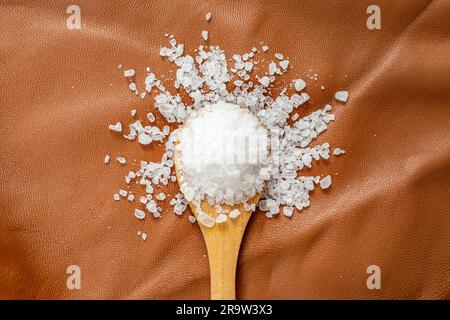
[134,208,146,220]
[109,122,122,132]
[177,101,270,206]
[197,211,215,227]
[124,69,135,77]
[320,175,332,189]
[229,209,240,219]
[293,79,306,91]
[335,90,348,102]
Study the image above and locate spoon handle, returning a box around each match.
[200,212,252,300]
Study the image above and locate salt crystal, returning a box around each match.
[116,157,126,165]
[274,53,283,60]
[229,209,240,219]
[134,208,146,220]
[283,206,294,217]
[138,133,152,145]
[333,148,346,156]
[188,215,197,223]
[119,189,128,197]
[201,31,209,41]
[197,212,215,227]
[205,12,212,21]
[113,194,120,201]
[335,90,348,102]
[216,213,227,224]
[259,76,270,87]
[280,60,289,70]
[140,196,148,204]
[147,112,155,123]
[104,155,111,164]
[320,175,332,189]
[293,79,306,91]
[124,69,135,77]
[141,232,147,240]
[109,122,122,132]
[127,194,135,202]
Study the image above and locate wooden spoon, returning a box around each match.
[174,142,260,300]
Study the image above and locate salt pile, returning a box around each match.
[106,20,348,228]
[176,101,269,206]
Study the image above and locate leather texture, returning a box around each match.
[0,0,449,299]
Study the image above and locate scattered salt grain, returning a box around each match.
[293,79,306,91]
[335,90,348,102]
[201,30,209,41]
[333,148,346,156]
[104,155,111,164]
[131,109,137,117]
[197,212,215,227]
[127,194,135,202]
[205,12,212,21]
[188,215,197,223]
[109,122,122,132]
[280,60,290,70]
[283,206,294,217]
[134,208,146,220]
[156,193,166,201]
[124,69,135,77]
[147,112,155,123]
[116,157,126,165]
[216,213,227,224]
[119,189,128,197]
[141,232,147,241]
[139,196,148,204]
[138,133,152,145]
[275,53,284,60]
[229,209,240,219]
[259,76,270,87]
[113,194,120,201]
[262,45,269,52]
[320,175,332,189]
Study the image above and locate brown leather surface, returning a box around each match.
[1,0,449,300]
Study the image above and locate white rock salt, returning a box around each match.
[333,148,346,156]
[320,175,332,189]
[124,69,135,77]
[335,90,349,102]
[177,101,269,206]
[134,208,146,220]
[229,209,240,219]
[197,212,215,227]
[109,122,122,132]
[216,213,227,224]
[293,79,306,91]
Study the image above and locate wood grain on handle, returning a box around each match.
[197,208,253,300]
